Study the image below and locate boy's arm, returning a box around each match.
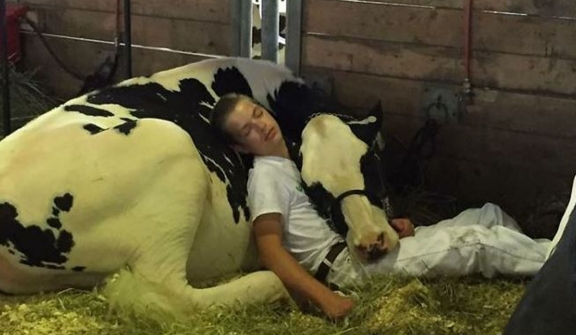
[253,213,354,320]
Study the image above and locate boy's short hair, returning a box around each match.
[210,93,250,145]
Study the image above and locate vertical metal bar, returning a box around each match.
[240,0,252,58]
[286,0,302,75]
[231,0,252,58]
[261,0,279,63]
[0,0,11,135]
[123,0,132,78]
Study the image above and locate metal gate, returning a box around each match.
[231,0,302,74]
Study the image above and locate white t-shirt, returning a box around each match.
[247,156,344,274]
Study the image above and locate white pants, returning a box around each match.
[327,203,551,288]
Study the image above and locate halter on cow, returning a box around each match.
[0,57,398,318]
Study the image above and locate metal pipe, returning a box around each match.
[0,0,11,135]
[261,0,279,63]
[123,0,132,78]
[231,0,252,58]
[240,0,252,58]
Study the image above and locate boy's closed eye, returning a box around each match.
[253,106,263,118]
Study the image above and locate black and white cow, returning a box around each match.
[0,57,398,318]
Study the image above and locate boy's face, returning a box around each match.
[223,98,284,156]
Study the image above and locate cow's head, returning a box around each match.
[296,103,399,262]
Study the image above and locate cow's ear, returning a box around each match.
[346,101,383,146]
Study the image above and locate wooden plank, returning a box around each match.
[303,67,576,139]
[302,67,425,117]
[22,33,212,99]
[302,35,463,83]
[306,0,576,17]
[379,113,575,229]
[304,0,576,59]
[23,0,229,23]
[423,155,573,231]
[302,34,576,96]
[312,72,576,180]
[379,113,576,177]
[380,114,574,225]
[435,123,576,175]
[30,7,231,55]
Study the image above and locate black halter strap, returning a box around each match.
[333,189,373,205]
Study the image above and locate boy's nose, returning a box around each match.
[255,120,267,132]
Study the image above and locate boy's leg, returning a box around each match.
[326,204,549,286]
[431,203,523,232]
[363,222,549,278]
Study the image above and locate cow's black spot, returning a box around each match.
[72,266,86,272]
[56,230,74,252]
[114,119,138,135]
[360,151,388,209]
[267,81,336,142]
[54,193,73,212]
[86,70,255,223]
[52,206,60,217]
[64,104,114,117]
[252,26,262,46]
[304,183,348,236]
[47,217,62,229]
[83,123,105,135]
[0,196,77,269]
[211,66,253,98]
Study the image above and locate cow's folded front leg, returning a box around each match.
[103,265,290,321]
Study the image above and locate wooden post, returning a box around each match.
[0,0,10,135]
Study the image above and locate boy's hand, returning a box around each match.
[319,291,355,320]
[391,218,415,238]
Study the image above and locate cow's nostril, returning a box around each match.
[367,246,387,261]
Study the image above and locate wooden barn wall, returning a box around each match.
[301,0,576,221]
[17,0,231,97]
